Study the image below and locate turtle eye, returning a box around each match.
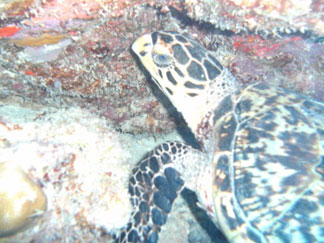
[153,53,173,67]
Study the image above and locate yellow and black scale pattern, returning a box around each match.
[212,82,324,242]
[116,31,324,243]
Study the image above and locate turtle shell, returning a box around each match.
[128,30,324,242]
[211,82,324,242]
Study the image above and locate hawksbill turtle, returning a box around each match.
[117,31,324,242]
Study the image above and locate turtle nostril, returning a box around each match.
[140,51,147,56]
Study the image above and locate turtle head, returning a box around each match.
[132,31,238,136]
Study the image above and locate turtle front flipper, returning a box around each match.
[116,142,205,243]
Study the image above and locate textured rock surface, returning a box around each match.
[0,0,323,242]
[1,0,323,134]
[0,104,132,242]
[184,0,324,37]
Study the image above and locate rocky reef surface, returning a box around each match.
[0,0,323,242]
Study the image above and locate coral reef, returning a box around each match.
[0,1,323,135]
[0,1,177,134]
[0,105,132,241]
[1,1,323,135]
[228,35,324,100]
[184,0,324,37]
[0,0,323,242]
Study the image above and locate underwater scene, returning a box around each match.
[1,0,324,242]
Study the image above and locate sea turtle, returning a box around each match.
[116,31,324,242]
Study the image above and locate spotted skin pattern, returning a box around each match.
[116,31,324,242]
